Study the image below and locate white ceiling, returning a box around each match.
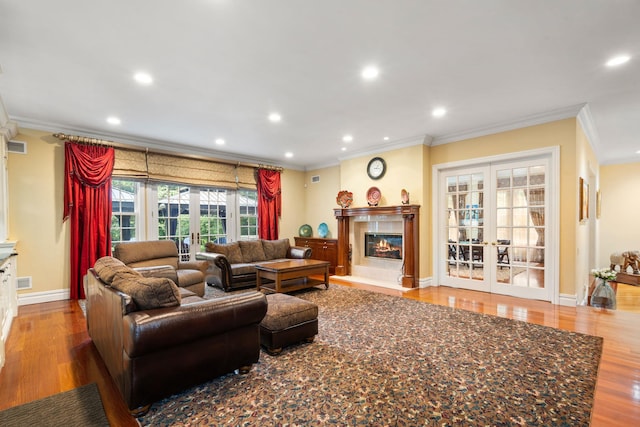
[1,0,639,169]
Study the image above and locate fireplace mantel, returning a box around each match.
[334,205,420,288]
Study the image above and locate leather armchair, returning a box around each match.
[114,240,208,296]
[85,263,267,415]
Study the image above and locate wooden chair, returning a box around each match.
[497,239,510,267]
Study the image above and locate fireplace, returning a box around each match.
[334,204,420,288]
[365,233,403,260]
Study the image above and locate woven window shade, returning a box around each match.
[113,149,148,179]
[113,148,256,188]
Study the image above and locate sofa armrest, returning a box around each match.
[288,245,312,259]
[196,252,233,290]
[123,291,267,357]
[178,259,209,274]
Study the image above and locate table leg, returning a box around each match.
[256,272,262,291]
[324,265,329,289]
[275,275,281,293]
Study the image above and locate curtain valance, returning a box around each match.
[112,148,257,189]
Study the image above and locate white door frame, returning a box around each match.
[432,146,560,304]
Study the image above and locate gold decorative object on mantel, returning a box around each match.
[401,189,410,204]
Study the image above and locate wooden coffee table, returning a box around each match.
[255,259,330,293]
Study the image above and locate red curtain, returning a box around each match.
[63,141,115,299]
[257,169,281,240]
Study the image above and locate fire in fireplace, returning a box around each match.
[364,233,403,260]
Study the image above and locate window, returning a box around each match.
[111,179,140,252]
[238,190,258,240]
[199,189,228,247]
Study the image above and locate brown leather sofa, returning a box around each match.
[196,238,312,292]
[85,256,268,415]
[114,240,208,296]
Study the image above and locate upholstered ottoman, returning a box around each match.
[260,293,318,355]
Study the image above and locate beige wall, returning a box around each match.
[8,129,69,295]
[599,162,640,268]
[429,118,579,296]
[279,168,306,242]
[302,165,341,239]
[574,122,599,302]
[338,144,429,277]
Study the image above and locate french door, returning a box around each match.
[150,184,257,260]
[438,154,554,302]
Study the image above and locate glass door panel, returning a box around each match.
[443,168,489,291]
[157,184,191,261]
[491,162,548,299]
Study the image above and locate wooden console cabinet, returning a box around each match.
[294,237,338,275]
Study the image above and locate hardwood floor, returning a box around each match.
[1,281,639,426]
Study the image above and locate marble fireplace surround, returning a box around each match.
[334,205,420,288]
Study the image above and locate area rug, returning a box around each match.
[140,285,602,426]
[0,383,109,427]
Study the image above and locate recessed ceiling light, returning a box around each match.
[215,138,225,145]
[285,152,293,158]
[342,135,353,142]
[106,116,121,125]
[432,107,447,118]
[268,113,282,122]
[636,149,640,154]
[606,55,631,67]
[341,147,347,151]
[133,72,153,85]
[361,66,379,80]
[383,136,389,141]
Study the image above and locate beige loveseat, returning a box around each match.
[196,238,312,292]
[114,240,208,297]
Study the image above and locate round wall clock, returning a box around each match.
[367,157,386,180]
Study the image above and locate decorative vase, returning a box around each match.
[590,278,617,309]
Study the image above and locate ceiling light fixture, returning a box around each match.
[285,152,293,158]
[342,135,353,142]
[432,107,447,118]
[268,113,282,122]
[106,116,121,125]
[383,136,389,141]
[134,72,153,85]
[215,138,225,145]
[361,66,379,80]
[341,147,347,151]
[606,55,631,67]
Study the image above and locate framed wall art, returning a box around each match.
[579,177,589,221]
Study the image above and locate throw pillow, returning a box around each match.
[94,256,140,285]
[205,242,243,264]
[239,240,267,262]
[262,239,290,259]
[111,273,181,310]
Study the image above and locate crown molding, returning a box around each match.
[576,104,603,159]
[12,116,305,171]
[431,103,587,146]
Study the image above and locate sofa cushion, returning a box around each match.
[111,273,182,310]
[239,240,267,262]
[230,263,258,276]
[176,269,205,287]
[114,240,179,269]
[262,239,290,260]
[94,256,140,285]
[206,242,243,264]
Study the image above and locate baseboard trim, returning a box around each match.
[418,277,432,288]
[558,293,577,307]
[18,289,70,306]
